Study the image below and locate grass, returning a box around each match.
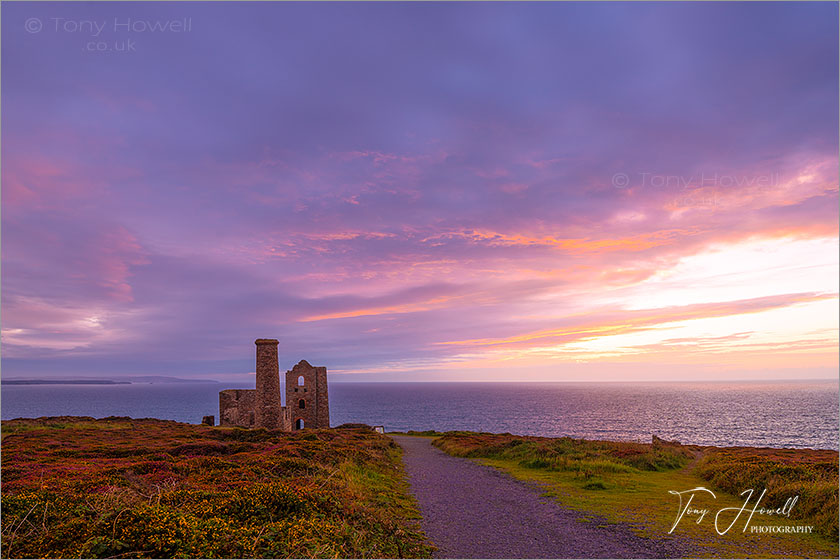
[432,431,838,559]
[1,417,435,558]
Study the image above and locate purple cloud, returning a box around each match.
[2,1,837,380]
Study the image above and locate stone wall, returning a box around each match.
[219,389,256,427]
[285,360,330,429]
[314,365,330,429]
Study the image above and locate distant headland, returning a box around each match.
[1,376,219,385]
[2,379,131,385]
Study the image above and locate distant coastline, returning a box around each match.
[1,379,131,385]
[2,376,219,385]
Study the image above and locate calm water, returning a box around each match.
[2,381,837,450]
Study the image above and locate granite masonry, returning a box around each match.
[218,339,330,430]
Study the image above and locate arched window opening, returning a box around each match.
[297,375,305,386]
[295,418,304,430]
[298,399,306,409]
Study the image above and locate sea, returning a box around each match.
[1,380,837,450]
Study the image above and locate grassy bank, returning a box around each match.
[1,417,434,558]
[431,431,838,559]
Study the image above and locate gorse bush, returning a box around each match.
[1,417,433,558]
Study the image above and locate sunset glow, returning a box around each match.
[2,1,837,382]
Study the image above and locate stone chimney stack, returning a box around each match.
[254,338,282,429]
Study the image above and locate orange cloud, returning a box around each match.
[299,295,457,322]
[439,292,837,350]
[423,228,698,254]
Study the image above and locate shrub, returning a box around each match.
[0,418,434,558]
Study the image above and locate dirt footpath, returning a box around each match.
[392,435,694,559]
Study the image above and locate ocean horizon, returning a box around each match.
[3,379,837,450]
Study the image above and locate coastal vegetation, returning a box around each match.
[695,447,838,542]
[1,418,433,558]
[4,419,836,559]
[428,431,838,558]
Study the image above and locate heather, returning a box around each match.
[1,417,433,558]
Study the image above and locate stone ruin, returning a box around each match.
[218,339,330,430]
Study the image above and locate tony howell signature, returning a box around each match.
[669,487,800,535]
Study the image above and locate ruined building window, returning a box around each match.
[298,399,305,409]
[297,375,305,386]
[295,418,304,430]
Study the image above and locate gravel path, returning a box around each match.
[392,435,694,559]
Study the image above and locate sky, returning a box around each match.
[2,1,838,382]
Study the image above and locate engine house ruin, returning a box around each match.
[219,339,330,430]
